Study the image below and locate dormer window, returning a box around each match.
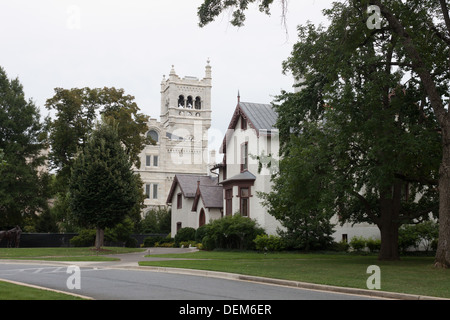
[241,116,247,130]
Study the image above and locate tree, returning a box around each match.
[197,0,286,27]
[68,119,142,249]
[0,66,49,227]
[198,0,450,265]
[46,87,150,231]
[259,127,336,251]
[366,0,450,269]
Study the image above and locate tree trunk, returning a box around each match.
[95,228,104,250]
[378,186,401,261]
[378,220,400,261]
[435,128,450,268]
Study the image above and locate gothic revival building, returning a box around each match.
[135,62,213,213]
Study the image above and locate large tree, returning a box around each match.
[0,66,49,227]
[198,0,450,266]
[69,119,142,249]
[46,87,150,231]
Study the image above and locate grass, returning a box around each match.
[0,247,144,261]
[0,280,86,300]
[138,250,450,299]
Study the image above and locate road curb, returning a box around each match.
[135,265,448,300]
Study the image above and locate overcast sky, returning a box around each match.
[0,0,332,152]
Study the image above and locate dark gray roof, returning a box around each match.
[198,185,223,208]
[239,102,277,131]
[175,174,218,198]
[220,171,256,185]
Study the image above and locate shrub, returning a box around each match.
[349,236,366,252]
[143,236,163,247]
[70,229,96,247]
[254,234,286,251]
[175,227,196,245]
[195,225,209,243]
[328,241,350,252]
[366,238,381,253]
[201,214,265,250]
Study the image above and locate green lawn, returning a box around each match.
[139,250,450,299]
[0,281,86,300]
[0,247,144,261]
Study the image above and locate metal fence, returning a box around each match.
[0,233,168,248]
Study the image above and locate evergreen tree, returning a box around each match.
[0,66,48,227]
[69,119,142,249]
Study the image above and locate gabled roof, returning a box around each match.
[239,102,277,132]
[192,184,223,211]
[166,174,218,204]
[220,101,278,153]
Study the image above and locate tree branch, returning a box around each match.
[369,0,448,127]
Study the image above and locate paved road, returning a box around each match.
[0,248,376,300]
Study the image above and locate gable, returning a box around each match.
[220,102,277,153]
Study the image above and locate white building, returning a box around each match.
[141,62,380,244]
[135,62,212,214]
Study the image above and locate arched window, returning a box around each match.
[147,130,159,143]
[195,97,202,110]
[199,209,206,227]
[178,95,185,108]
[187,96,193,109]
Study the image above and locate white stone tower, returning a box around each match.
[137,61,213,210]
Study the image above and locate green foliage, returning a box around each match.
[197,0,278,27]
[70,229,96,247]
[195,225,209,243]
[200,214,265,250]
[143,236,163,247]
[139,207,171,234]
[253,234,285,251]
[0,66,49,227]
[399,221,439,252]
[174,227,196,245]
[68,119,142,244]
[366,238,382,253]
[105,217,137,247]
[349,236,367,252]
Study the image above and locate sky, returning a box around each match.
[0,0,332,152]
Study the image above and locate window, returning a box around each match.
[187,96,193,108]
[241,142,248,172]
[147,130,159,143]
[241,116,247,130]
[177,193,182,209]
[145,184,151,199]
[195,96,202,110]
[177,222,182,232]
[225,188,233,216]
[178,95,185,108]
[146,155,151,167]
[153,184,158,199]
[153,155,158,167]
[199,209,206,227]
[240,187,250,217]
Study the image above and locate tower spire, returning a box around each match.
[237,90,240,103]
